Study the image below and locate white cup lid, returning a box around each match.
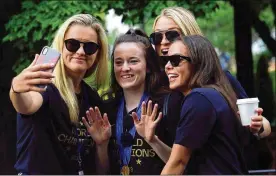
[236,98,259,105]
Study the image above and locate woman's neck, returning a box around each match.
[123,86,145,112]
[65,68,85,93]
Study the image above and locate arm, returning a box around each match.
[161,144,192,175]
[132,101,172,163]
[10,54,54,114]
[95,142,110,174]
[82,107,111,174]
[260,117,271,138]
[146,135,171,163]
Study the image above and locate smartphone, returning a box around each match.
[35,46,61,88]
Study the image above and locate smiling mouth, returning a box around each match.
[161,49,168,56]
[167,73,178,81]
[121,75,134,79]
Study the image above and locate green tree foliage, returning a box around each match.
[110,0,219,30]
[197,1,235,54]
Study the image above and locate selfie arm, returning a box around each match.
[10,89,43,115]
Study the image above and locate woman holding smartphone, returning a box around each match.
[10,14,111,174]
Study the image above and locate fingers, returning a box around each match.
[30,54,40,67]
[255,108,263,116]
[141,101,146,115]
[29,63,55,72]
[147,100,153,116]
[154,112,162,124]
[82,117,90,129]
[27,78,53,85]
[132,112,139,125]
[251,115,263,122]
[86,107,95,124]
[94,107,104,126]
[151,103,159,121]
[26,71,54,79]
[251,121,262,128]
[28,85,47,92]
[103,113,111,127]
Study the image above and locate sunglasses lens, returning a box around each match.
[149,32,163,45]
[84,42,99,55]
[165,31,180,42]
[160,55,181,67]
[65,39,80,53]
[160,56,169,67]
[170,55,181,67]
[65,39,99,55]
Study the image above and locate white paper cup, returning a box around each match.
[236,98,259,126]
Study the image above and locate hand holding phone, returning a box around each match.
[35,46,60,88]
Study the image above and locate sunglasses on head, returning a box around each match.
[149,30,180,45]
[160,55,191,67]
[64,38,99,55]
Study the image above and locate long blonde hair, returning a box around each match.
[51,14,109,124]
[153,7,203,36]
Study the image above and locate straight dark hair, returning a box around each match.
[181,35,239,118]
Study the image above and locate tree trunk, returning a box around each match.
[233,0,255,97]
[251,8,276,57]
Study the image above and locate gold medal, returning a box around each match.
[121,165,130,175]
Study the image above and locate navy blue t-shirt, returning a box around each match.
[15,82,103,174]
[174,88,247,174]
[224,71,248,99]
[105,91,183,175]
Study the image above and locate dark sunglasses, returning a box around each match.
[149,30,180,45]
[64,38,99,55]
[160,55,191,67]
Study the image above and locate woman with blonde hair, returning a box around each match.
[10,14,111,174]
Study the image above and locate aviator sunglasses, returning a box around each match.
[64,38,99,55]
[160,55,191,67]
[149,30,180,45]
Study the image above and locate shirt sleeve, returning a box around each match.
[224,71,248,99]
[174,92,217,149]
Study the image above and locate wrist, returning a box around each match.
[96,140,109,148]
[145,135,158,144]
[254,125,264,140]
[11,78,20,94]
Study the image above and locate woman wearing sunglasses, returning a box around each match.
[161,35,248,174]
[150,7,271,143]
[9,14,111,174]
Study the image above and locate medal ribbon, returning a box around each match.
[116,92,149,169]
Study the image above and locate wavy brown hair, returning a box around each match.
[181,35,238,118]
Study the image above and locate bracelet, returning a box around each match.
[258,124,264,134]
[11,78,20,94]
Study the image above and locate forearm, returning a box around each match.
[260,117,271,138]
[95,143,110,174]
[9,89,35,114]
[146,135,172,163]
[161,156,185,175]
[161,144,191,175]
